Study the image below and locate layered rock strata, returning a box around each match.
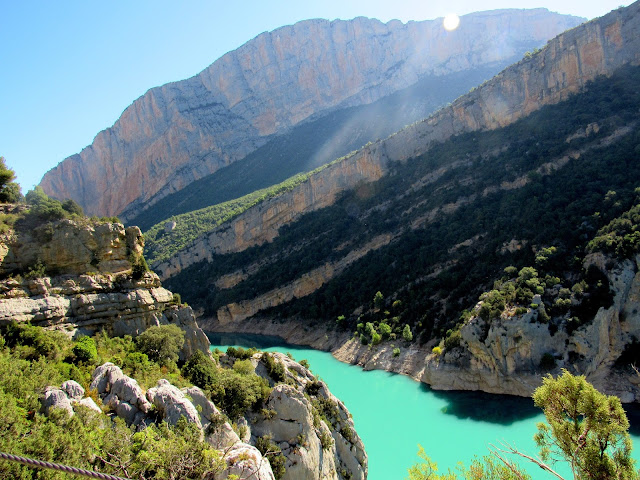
[151,3,639,281]
[0,217,209,358]
[40,10,582,218]
[206,253,640,403]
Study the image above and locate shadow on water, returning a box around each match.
[206,332,291,350]
[421,384,540,425]
[626,404,640,437]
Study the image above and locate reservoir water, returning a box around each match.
[208,332,640,480]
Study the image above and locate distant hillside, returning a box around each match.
[40,10,583,221]
[131,64,517,231]
[166,64,640,336]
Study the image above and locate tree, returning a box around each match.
[408,370,639,480]
[373,291,384,309]
[0,157,21,203]
[181,349,217,389]
[134,324,185,366]
[403,324,413,342]
[72,335,97,363]
[530,370,638,480]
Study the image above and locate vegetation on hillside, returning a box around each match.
[0,156,22,204]
[408,370,638,480]
[0,322,285,479]
[143,165,343,266]
[166,65,640,348]
[130,64,511,231]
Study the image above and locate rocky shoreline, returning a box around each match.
[202,253,640,404]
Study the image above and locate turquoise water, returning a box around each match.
[209,332,640,480]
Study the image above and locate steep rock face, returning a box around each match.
[152,4,638,284]
[154,153,388,279]
[0,218,143,277]
[207,253,640,403]
[40,10,582,218]
[244,352,367,480]
[0,218,210,358]
[422,254,640,402]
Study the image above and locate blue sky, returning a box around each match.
[0,0,632,194]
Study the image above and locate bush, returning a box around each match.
[181,350,217,389]
[402,325,413,342]
[444,330,461,351]
[226,346,257,360]
[135,324,185,367]
[210,368,270,419]
[393,347,401,357]
[262,353,286,382]
[255,435,286,479]
[72,336,97,364]
[233,359,254,375]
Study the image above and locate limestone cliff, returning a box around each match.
[43,353,367,480]
[151,3,638,282]
[0,213,209,358]
[40,10,582,218]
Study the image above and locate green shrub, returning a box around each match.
[305,380,322,396]
[72,336,97,364]
[319,430,334,450]
[233,359,254,376]
[262,352,286,382]
[393,347,401,357]
[135,324,185,367]
[402,325,413,342]
[210,369,270,419]
[255,435,286,479]
[226,346,257,360]
[444,330,462,351]
[181,350,217,389]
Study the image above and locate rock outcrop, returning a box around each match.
[0,216,210,359]
[46,354,366,480]
[40,10,582,219]
[243,352,367,480]
[422,253,640,402]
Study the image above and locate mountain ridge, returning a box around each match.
[39,10,583,219]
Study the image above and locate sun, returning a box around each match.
[443,13,460,31]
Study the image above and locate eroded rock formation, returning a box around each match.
[0,216,210,358]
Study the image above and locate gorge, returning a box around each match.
[6,2,640,479]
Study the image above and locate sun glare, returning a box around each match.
[443,13,460,31]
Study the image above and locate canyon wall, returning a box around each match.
[152,3,640,282]
[39,10,582,219]
[204,254,640,403]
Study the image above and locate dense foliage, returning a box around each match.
[0,323,277,478]
[0,156,22,203]
[167,65,640,347]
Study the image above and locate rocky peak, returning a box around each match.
[40,10,583,219]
